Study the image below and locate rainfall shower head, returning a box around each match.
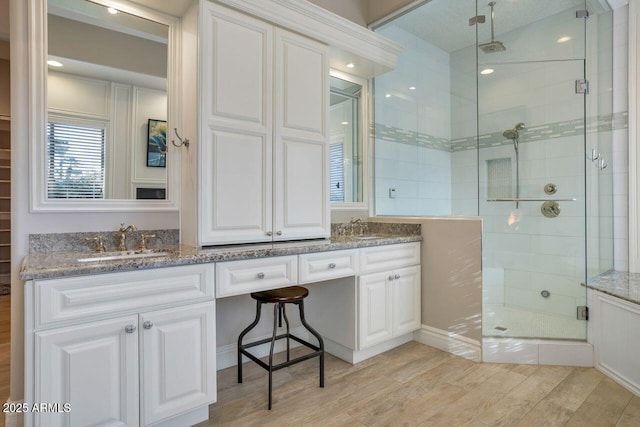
[479,1,506,54]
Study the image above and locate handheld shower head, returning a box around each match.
[503,123,525,152]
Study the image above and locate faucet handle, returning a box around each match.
[139,234,156,250]
[86,236,106,253]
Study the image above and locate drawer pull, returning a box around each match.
[389,275,395,281]
[395,274,401,280]
[257,272,265,279]
[328,263,336,269]
[125,324,136,334]
[143,321,154,330]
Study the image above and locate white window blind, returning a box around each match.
[330,143,344,202]
[47,121,105,199]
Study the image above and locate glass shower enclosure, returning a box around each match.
[373,0,614,340]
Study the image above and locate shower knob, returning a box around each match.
[541,201,561,218]
[544,183,557,195]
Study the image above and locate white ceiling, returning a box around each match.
[386,0,598,53]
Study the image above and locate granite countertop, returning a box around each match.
[585,270,640,305]
[20,234,422,281]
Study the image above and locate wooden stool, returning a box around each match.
[237,286,325,409]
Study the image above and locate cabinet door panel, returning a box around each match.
[141,302,216,425]
[358,272,392,349]
[200,129,272,244]
[35,316,139,427]
[275,28,327,138]
[204,4,272,129]
[274,137,328,240]
[392,265,421,336]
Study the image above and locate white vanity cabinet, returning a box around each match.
[25,264,216,427]
[358,244,421,350]
[197,2,329,246]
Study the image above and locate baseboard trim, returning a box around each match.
[596,363,640,397]
[414,325,481,362]
[217,326,310,370]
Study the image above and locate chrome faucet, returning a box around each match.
[349,218,364,236]
[118,223,137,251]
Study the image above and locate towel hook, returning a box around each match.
[172,128,190,148]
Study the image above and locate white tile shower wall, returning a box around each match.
[375,141,451,215]
[375,25,452,216]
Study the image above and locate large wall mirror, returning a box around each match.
[31,0,180,211]
[329,71,367,209]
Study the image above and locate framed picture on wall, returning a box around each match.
[147,119,167,167]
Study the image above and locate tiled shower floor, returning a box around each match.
[483,303,587,339]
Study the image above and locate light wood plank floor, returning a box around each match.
[198,341,640,426]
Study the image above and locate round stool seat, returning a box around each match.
[250,286,309,303]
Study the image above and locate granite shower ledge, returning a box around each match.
[585,270,640,306]
[20,235,422,281]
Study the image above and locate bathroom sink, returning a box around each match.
[77,249,170,263]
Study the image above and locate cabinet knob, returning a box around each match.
[389,275,395,281]
[125,324,136,334]
[328,263,336,269]
[276,231,283,236]
[257,272,265,279]
[395,274,400,280]
[143,321,154,330]
[266,231,273,237]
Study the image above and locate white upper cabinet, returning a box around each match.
[273,28,329,241]
[197,2,329,246]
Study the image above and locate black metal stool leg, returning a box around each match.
[281,302,291,362]
[268,303,279,410]
[297,300,325,388]
[238,300,263,383]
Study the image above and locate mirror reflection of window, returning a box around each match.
[329,75,363,204]
[46,0,168,200]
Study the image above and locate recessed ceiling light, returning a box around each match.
[346,63,355,69]
[107,7,118,15]
[385,94,391,98]
[480,68,494,75]
[557,36,572,43]
[341,121,349,125]
[409,86,416,90]
[47,60,63,67]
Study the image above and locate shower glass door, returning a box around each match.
[478,1,589,339]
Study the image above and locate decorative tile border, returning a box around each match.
[376,111,628,153]
[375,123,451,152]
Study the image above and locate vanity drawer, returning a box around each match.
[34,264,214,328]
[216,256,298,298]
[299,249,358,284]
[359,242,420,274]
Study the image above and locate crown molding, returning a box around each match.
[214,0,402,77]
